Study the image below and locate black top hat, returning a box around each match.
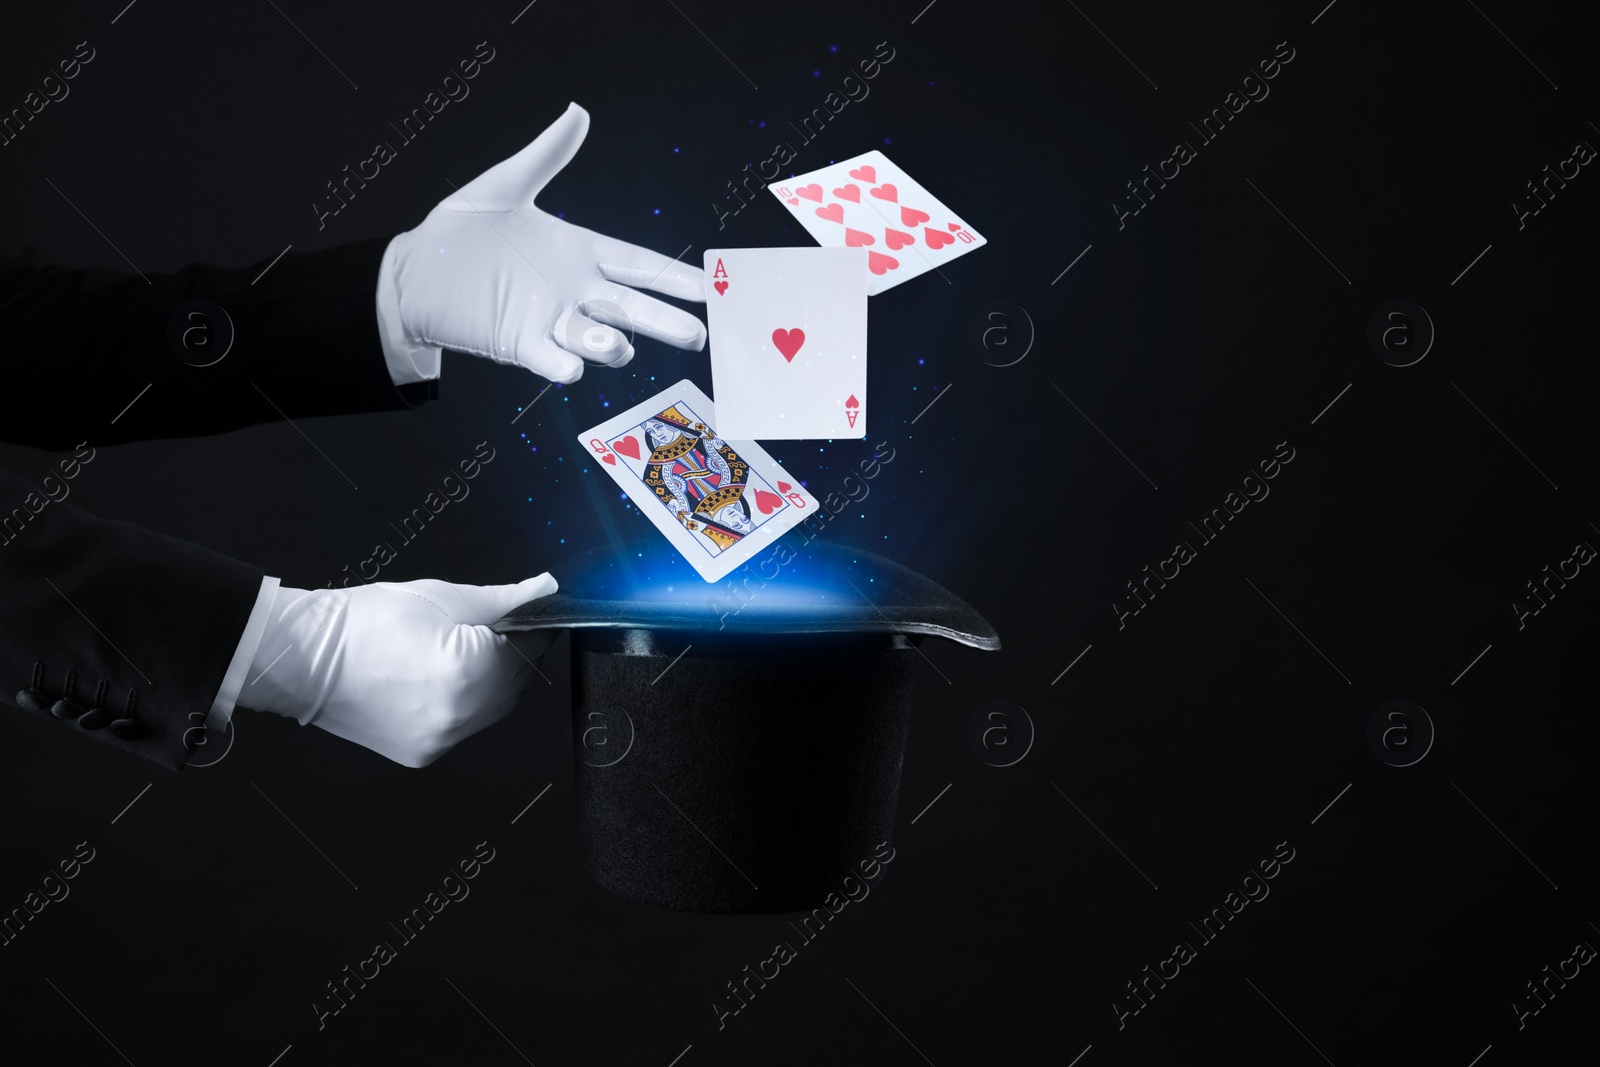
[493,540,998,913]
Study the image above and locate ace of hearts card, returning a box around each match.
[702,246,868,441]
[578,380,819,582]
[767,149,985,294]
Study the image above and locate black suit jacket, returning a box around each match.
[0,237,437,770]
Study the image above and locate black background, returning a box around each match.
[3,1,1598,1064]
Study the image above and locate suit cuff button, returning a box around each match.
[79,681,119,731]
[16,662,52,714]
[100,689,142,738]
[50,671,87,720]
[109,717,143,739]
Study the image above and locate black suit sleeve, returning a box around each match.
[0,238,438,770]
[1,462,265,771]
[0,236,436,449]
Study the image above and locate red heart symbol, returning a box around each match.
[815,203,844,224]
[900,205,930,227]
[924,227,954,250]
[884,228,915,250]
[844,226,875,247]
[754,488,783,514]
[948,222,962,231]
[786,197,799,205]
[833,184,861,203]
[772,328,806,361]
[778,480,793,493]
[796,184,823,202]
[613,436,641,460]
[869,183,899,203]
[867,251,899,275]
[849,165,877,183]
[713,280,729,295]
[602,454,616,466]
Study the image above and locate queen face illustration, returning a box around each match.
[711,500,756,534]
[644,419,677,448]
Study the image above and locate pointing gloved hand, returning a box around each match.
[239,574,557,767]
[376,102,707,385]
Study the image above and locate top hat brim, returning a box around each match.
[490,542,999,651]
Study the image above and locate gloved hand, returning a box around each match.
[376,101,707,385]
[239,574,557,767]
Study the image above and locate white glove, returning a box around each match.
[240,574,557,768]
[376,102,707,385]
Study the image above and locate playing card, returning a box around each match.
[767,149,986,294]
[703,247,868,440]
[578,380,819,582]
